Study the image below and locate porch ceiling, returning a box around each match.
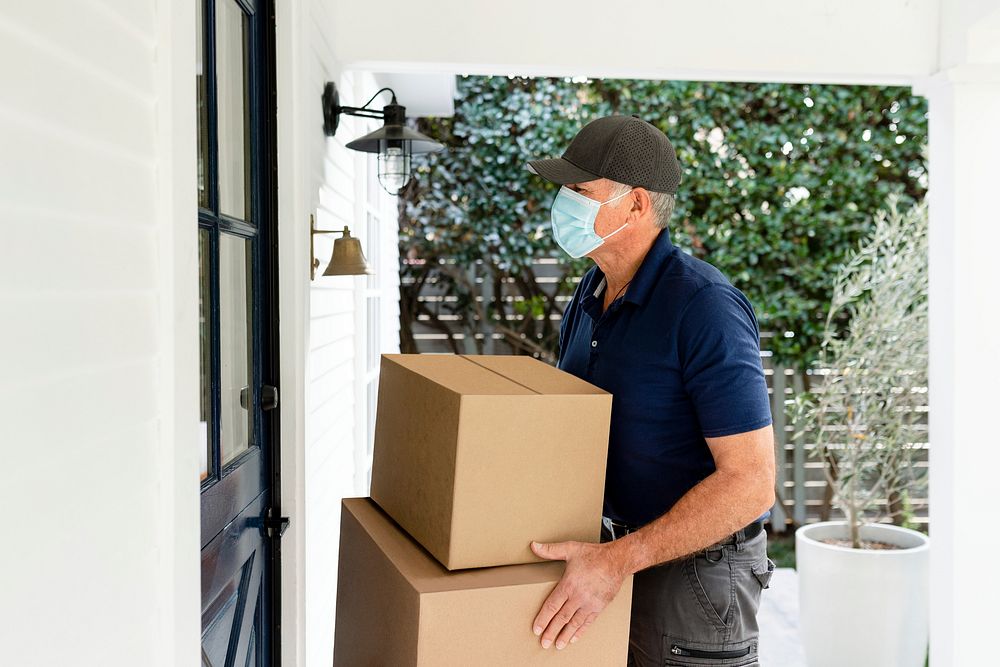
[332,0,941,86]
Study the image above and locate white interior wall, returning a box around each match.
[0,0,200,665]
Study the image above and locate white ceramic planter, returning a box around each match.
[796,521,929,667]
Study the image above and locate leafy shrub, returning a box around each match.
[400,75,927,368]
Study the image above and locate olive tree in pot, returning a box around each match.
[792,193,929,667]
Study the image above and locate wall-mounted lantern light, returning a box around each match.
[310,215,372,279]
[321,82,444,195]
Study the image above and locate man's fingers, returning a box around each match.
[540,600,579,649]
[532,586,569,638]
[569,612,598,646]
[531,540,570,561]
[554,608,591,650]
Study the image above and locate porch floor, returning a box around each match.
[759,568,807,665]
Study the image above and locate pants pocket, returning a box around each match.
[683,550,733,630]
[751,557,775,590]
[662,634,759,666]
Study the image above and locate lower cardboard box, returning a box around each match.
[333,497,634,666]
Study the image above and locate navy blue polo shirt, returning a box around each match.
[557,228,773,528]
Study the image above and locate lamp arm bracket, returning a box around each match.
[323,82,396,137]
[336,106,386,120]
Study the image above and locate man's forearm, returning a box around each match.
[606,469,773,576]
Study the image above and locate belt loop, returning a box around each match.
[734,524,746,551]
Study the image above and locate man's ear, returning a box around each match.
[630,188,651,220]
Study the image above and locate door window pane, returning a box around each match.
[216,0,251,220]
[199,229,213,481]
[196,0,208,208]
[219,233,253,466]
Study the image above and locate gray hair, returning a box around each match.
[607,181,675,229]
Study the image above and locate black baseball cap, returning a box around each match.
[526,114,682,194]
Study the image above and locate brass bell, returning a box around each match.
[323,227,372,276]
[310,216,373,278]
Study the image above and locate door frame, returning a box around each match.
[153,0,212,662]
[195,0,283,661]
[272,1,309,663]
[258,0,283,663]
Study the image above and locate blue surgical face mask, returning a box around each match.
[550,185,632,258]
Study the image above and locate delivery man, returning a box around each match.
[525,114,777,666]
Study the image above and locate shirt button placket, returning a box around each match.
[588,325,600,375]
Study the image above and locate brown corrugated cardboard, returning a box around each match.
[333,498,633,667]
[370,354,613,570]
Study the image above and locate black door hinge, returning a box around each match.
[249,507,290,540]
[261,385,279,410]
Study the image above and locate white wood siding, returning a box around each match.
[290,7,403,665]
[0,0,200,665]
[304,65,402,667]
[276,2,404,663]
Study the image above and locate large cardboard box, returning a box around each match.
[371,354,613,570]
[333,498,633,667]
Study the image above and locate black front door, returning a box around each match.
[197,0,281,665]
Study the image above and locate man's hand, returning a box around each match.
[529,539,628,650]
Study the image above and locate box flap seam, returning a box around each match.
[458,355,541,395]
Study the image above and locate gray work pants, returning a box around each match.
[601,519,776,666]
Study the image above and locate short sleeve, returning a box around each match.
[676,284,773,438]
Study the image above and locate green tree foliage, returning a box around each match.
[400,75,927,367]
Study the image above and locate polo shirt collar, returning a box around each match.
[580,274,607,321]
[624,228,675,307]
